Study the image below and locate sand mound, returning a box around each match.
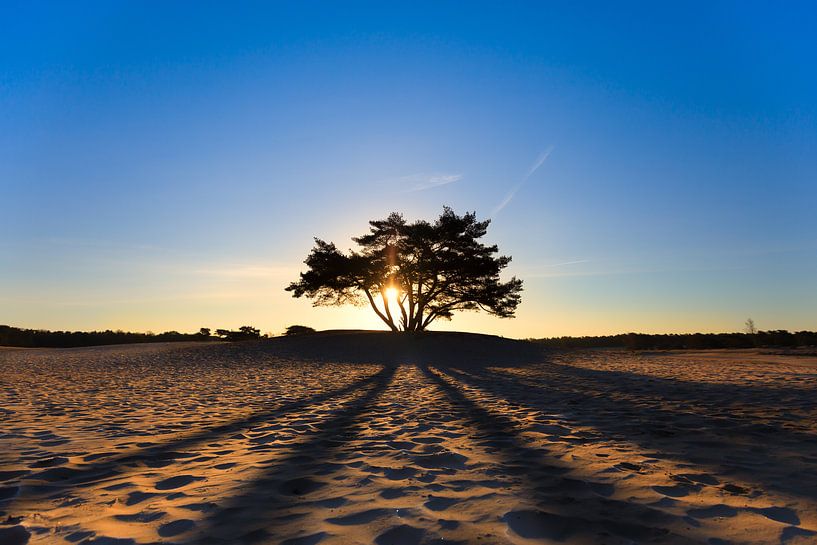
[256,330,546,366]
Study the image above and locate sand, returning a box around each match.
[1,336,816,544]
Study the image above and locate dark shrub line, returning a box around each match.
[533,330,817,350]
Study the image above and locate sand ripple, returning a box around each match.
[1,342,816,544]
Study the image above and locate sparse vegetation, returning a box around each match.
[215,326,262,342]
[0,324,264,348]
[284,325,317,336]
[533,330,817,350]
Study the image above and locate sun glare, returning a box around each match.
[384,287,399,302]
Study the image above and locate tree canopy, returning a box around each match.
[286,207,523,332]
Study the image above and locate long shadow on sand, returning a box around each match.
[418,364,689,544]
[446,364,817,502]
[11,366,389,507]
[193,365,397,544]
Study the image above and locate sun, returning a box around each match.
[384,287,399,302]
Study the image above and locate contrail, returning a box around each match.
[491,146,553,217]
[525,147,554,180]
[397,173,463,192]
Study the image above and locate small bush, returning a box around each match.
[285,325,316,337]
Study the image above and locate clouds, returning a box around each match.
[491,146,554,218]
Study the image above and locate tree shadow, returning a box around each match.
[11,366,390,507]
[417,364,688,544]
[192,365,397,544]
[446,363,817,501]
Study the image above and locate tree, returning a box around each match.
[285,325,316,336]
[286,207,523,332]
[238,325,261,338]
[199,327,211,337]
[744,318,757,335]
[215,326,261,341]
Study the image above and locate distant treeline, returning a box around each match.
[533,330,817,350]
[0,325,264,348]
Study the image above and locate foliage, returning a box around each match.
[0,325,213,348]
[284,325,317,336]
[215,326,262,341]
[0,324,267,348]
[286,207,523,332]
[532,330,817,350]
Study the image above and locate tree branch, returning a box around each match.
[379,286,399,332]
[363,287,397,331]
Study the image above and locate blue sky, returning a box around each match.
[2,1,815,337]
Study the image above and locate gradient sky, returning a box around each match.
[2,1,816,338]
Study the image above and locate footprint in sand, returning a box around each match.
[375,525,426,545]
[279,477,325,496]
[65,530,95,542]
[30,456,68,468]
[326,508,392,525]
[80,537,136,544]
[721,483,750,495]
[154,474,204,490]
[114,511,165,523]
[753,506,800,525]
[125,491,159,505]
[502,510,579,541]
[280,532,327,545]
[314,497,348,508]
[157,519,195,537]
[615,461,645,473]
[687,504,739,519]
[411,450,468,470]
[424,495,459,511]
[678,473,719,485]
[384,467,418,480]
[380,487,409,499]
[653,484,695,498]
[0,525,30,545]
[781,527,817,543]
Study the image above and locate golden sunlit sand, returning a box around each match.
[2,333,816,544]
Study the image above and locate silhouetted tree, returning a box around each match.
[0,325,216,348]
[744,318,757,335]
[286,207,523,332]
[199,327,211,337]
[214,326,261,341]
[238,325,260,338]
[284,325,316,336]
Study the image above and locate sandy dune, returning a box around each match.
[1,336,816,544]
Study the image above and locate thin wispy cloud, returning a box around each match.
[191,264,298,279]
[544,259,590,267]
[491,146,554,217]
[395,173,463,192]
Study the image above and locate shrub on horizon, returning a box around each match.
[284,325,316,336]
